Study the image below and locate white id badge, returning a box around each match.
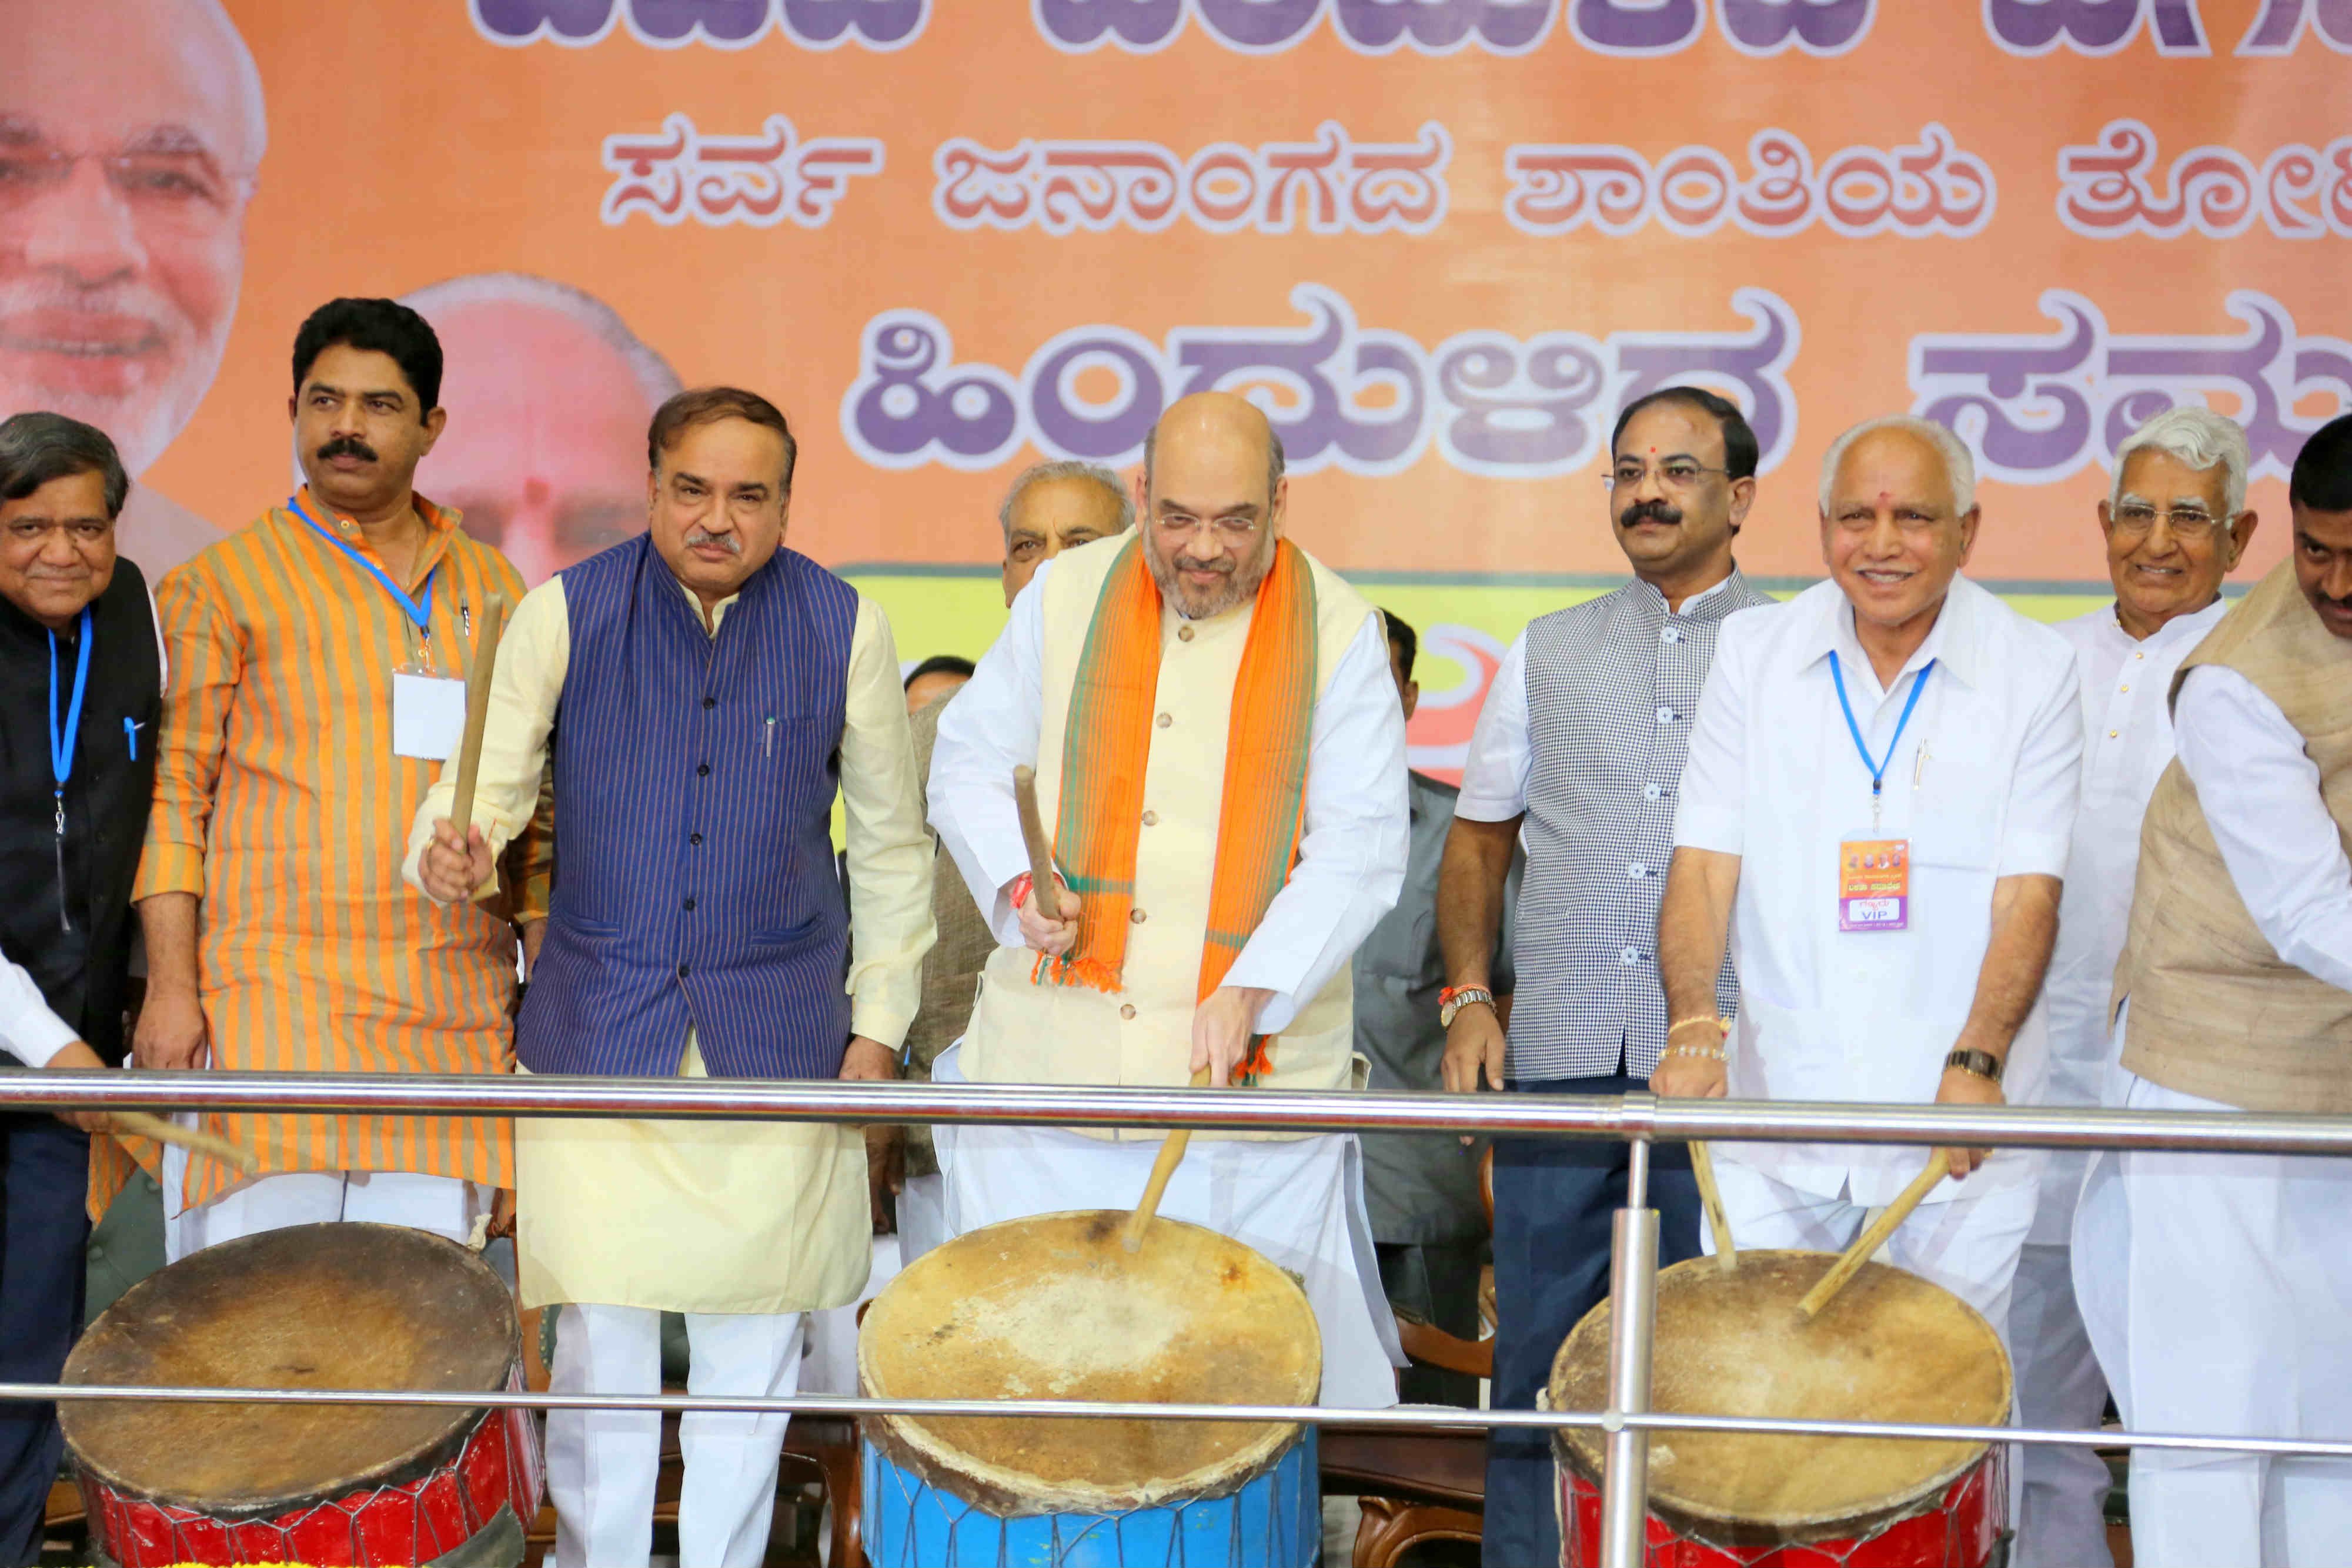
[392,670,468,760]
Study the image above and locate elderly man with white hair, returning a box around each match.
[2013,407,2255,1568]
[1655,414,2082,1334]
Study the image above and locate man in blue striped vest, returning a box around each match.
[406,387,936,1568]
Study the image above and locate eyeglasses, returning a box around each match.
[1603,459,1730,492]
[2111,503,2230,541]
[1153,512,1260,543]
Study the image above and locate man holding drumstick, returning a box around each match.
[134,298,546,1253]
[0,413,161,1568]
[927,390,1409,1407]
[407,386,934,1568]
[1655,414,2080,1332]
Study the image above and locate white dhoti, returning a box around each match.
[2074,1027,2352,1568]
[1707,1154,2037,1336]
[932,1044,1403,1409]
[519,1042,870,1568]
[162,1141,489,1263]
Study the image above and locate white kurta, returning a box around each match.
[2074,666,2352,1567]
[403,571,933,1315]
[1672,577,2082,1205]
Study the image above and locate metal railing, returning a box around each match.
[10,1070,2350,1567]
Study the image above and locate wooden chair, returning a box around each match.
[1321,1148,1495,1567]
[517,1303,864,1568]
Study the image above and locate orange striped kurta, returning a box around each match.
[118,488,553,1211]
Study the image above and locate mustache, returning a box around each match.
[316,435,377,464]
[1172,551,1235,575]
[684,527,742,556]
[1618,500,1682,529]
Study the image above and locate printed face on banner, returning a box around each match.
[1822,427,1979,642]
[292,346,446,522]
[0,469,117,631]
[647,417,790,609]
[2097,448,2251,634]
[0,0,259,480]
[411,284,676,584]
[1610,399,1753,586]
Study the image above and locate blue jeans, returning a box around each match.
[1484,1075,1701,1568]
[0,1113,89,1568]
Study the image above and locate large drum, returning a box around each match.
[61,1222,540,1568]
[1549,1252,2013,1568]
[858,1210,1323,1567]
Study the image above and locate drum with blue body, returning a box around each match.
[858,1209,1324,1568]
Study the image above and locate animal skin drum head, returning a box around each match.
[60,1222,519,1517]
[859,1209,1322,1515]
[1550,1251,2013,1545]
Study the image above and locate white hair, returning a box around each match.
[1818,414,1977,517]
[2111,405,2249,518]
[399,272,682,409]
[996,459,1135,543]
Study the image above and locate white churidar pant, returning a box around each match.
[2009,1240,2116,1567]
[545,1304,804,1568]
[931,1045,1403,1409]
[2074,1044,2352,1568]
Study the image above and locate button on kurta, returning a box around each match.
[1120,1004,1137,1020]
[1141,810,1158,826]
[1177,625,1195,643]
[677,962,690,977]
[1130,908,1148,924]
[697,763,710,776]
[1156,713,1172,728]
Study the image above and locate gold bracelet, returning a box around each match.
[1662,1041,1726,1062]
[1666,1015,1729,1039]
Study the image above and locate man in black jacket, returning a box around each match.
[0,412,161,1567]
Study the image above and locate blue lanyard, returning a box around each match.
[48,609,92,932]
[288,493,434,634]
[1828,650,1933,824]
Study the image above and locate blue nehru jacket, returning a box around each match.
[517,534,857,1079]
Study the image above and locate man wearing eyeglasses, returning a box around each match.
[928,391,1411,1408]
[2014,407,2253,1568]
[1,0,266,574]
[1437,387,1775,1567]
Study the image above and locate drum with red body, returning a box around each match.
[61,1222,542,1568]
[1549,1252,2013,1568]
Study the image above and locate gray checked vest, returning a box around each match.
[1510,572,1773,1080]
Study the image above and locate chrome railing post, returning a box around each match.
[1599,1135,1659,1568]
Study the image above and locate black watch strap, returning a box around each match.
[1945,1047,2003,1082]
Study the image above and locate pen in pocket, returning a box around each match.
[764,716,775,758]
[124,717,142,760]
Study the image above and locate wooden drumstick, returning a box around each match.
[448,592,510,837]
[106,1110,259,1174]
[1011,765,1062,913]
[1690,1140,1736,1272]
[1122,1065,1212,1253]
[1798,1149,1952,1319]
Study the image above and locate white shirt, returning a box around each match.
[2043,599,2229,1112]
[2172,666,2352,994]
[1673,577,2083,1204]
[930,557,1408,1035]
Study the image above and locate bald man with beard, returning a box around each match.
[0,0,266,573]
[928,392,1411,1407]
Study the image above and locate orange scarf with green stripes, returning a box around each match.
[1043,535,1317,1070]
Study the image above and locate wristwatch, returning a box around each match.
[1439,985,1495,1028]
[1945,1048,2004,1083]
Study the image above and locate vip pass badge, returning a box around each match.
[289,494,467,761]
[1828,650,1933,934]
